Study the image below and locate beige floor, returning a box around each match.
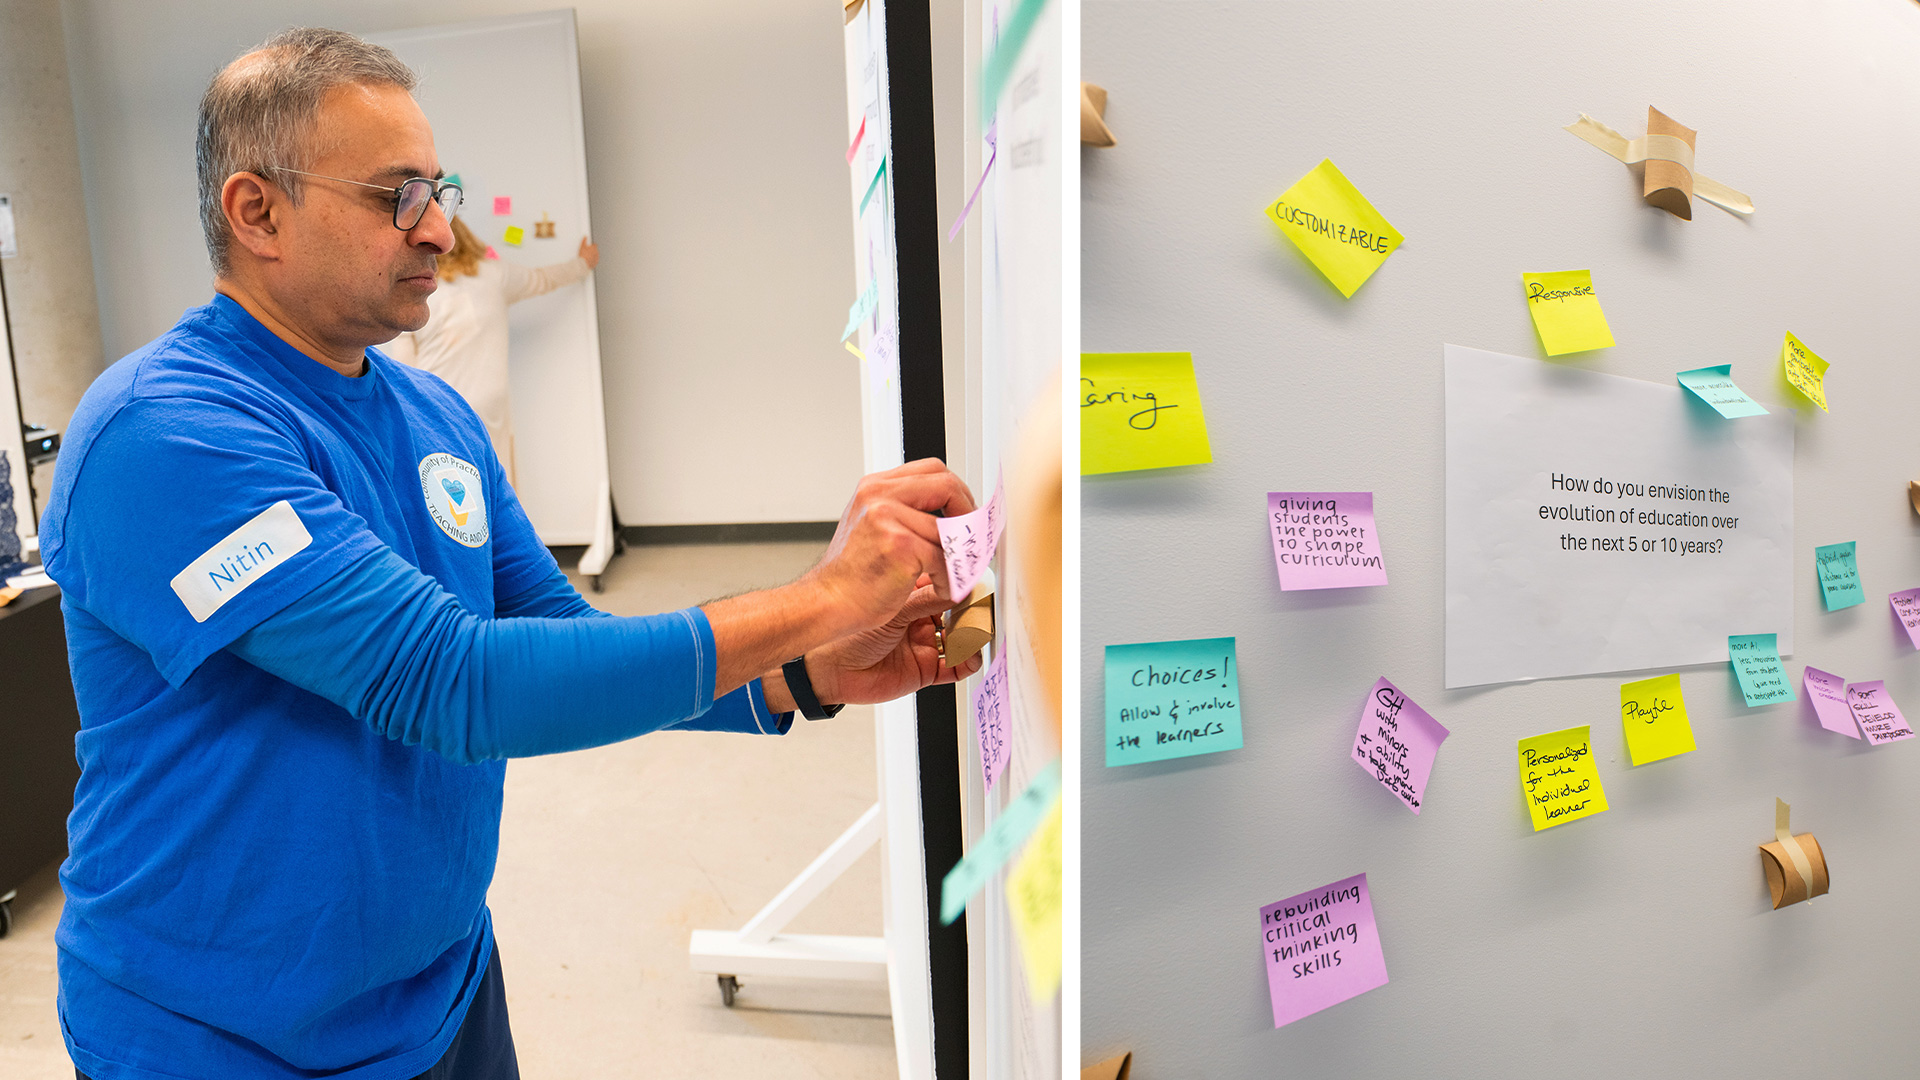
[0,541,898,1079]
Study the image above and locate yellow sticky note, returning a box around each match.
[1518,725,1609,831]
[1264,159,1403,298]
[503,226,525,246]
[1781,331,1829,412]
[1004,798,1062,1002]
[1620,673,1696,765]
[1522,270,1616,356]
[1080,352,1213,475]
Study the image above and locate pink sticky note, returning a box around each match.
[1259,872,1389,1029]
[1351,678,1449,814]
[846,115,867,165]
[1804,667,1861,739]
[1892,588,1920,649]
[972,648,1010,791]
[484,245,499,260]
[938,472,1006,602]
[1846,680,1916,745]
[1267,492,1388,590]
[493,196,512,215]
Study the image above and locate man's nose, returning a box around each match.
[409,197,455,254]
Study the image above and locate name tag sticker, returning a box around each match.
[169,500,313,623]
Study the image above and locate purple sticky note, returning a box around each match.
[1351,678,1449,814]
[1892,589,1920,649]
[972,647,1010,792]
[493,195,512,215]
[938,472,1005,602]
[1804,667,1860,740]
[1259,872,1389,1029]
[1267,492,1388,590]
[1846,680,1917,745]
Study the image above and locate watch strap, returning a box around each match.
[782,655,845,720]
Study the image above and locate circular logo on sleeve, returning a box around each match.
[419,452,489,547]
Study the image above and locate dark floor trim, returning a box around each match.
[619,522,837,546]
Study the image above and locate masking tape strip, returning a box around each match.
[1775,798,1816,897]
[1565,114,1754,215]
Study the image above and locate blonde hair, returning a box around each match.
[438,215,486,280]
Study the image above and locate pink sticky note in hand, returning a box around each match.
[493,196,512,215]
[972,648,1011,791]
[1351,678,1449,814]
[1259,872,1389,1029]
[938,472,1006,602]
[1892,588,1920,649]
[1268,492,1388,590]
[1804,667,1861,739]
[1846,679,1916,745]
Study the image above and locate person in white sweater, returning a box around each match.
[385,214,598,484]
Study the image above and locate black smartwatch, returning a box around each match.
[782,656,845,720]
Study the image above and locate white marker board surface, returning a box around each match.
[1084,1,1920,1075]
[367,11,613,557]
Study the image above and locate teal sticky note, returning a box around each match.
[1728,633,1795,706]
[1105,637,1243,766]
[1677,365,1768,418]
[443,172,462,188]
[1815,542,1864,611]
[841,279,878,341]
[938,760,1060,924]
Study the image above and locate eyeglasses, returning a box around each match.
[268,167,464,230]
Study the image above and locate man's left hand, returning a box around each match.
[789,576,983,709]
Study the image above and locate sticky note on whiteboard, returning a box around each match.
[1104,637,1242,766]
[1263,159,1403,298]
[1004,799,1062,1002]
[1268,492,1387,589]
[503,226,524,246]
[1677,364,1768,418]
[493,195,512,215]
[1258,873,1389,1028]
[1815,541,1863,610]
[1845,680,1916,746]
[1803,667,1859,739]
[1080,352,1213,475]
[1727,633,1794,706]
[1350,677,1448,813]
[1518,725,1608,830]
[1781,332,1830,412]
[1620,673,1696,765]
[1521,270,1615,356]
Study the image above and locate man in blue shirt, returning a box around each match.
[42,27,979,1080]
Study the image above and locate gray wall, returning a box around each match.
[1083,1,1920,1075]
[59,0,865,525]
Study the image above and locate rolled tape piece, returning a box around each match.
[1908,480,1920,516]
[1565,109,1754,217]
[1081,1052,1133,1080]
[1759,798,1830,909]
[843,0,865,23]
[941,587,996,666]
[1081,82,1116,147]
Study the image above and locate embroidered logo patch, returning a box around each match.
[419,452,488,548]
[169,500,313,623]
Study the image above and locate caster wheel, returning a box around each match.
[718,974,740,1007]
[590,575,604,594]
[0,898,13,940]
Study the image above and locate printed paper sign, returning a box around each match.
[1444,344,1795,688]
[972,647,1011,791]
[1677,365,1768,419]
[1004,799,1062,1002]
[1080,352,1214,475]
[1518,725,1609,830]
[1350,678,1449,814]
[1815,542,1863,611]
[939,760,1060,924]
[1258,873,1389,1028]
[1728,633,1795,706]
[1846,680,1916,746]
[1781,332,1830,412]
[938,472,1005,602]
[1264,159,1403,298]
[1621,673,1696,765]
[1104,637,1242,766]
[1890,588,1920,648]
[1268,492,1388,590]
[1804,667,1860,739]
[1522,270,1615,356]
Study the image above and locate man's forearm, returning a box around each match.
[703,580,850,704]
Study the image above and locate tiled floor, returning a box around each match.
[0,541,897,1079]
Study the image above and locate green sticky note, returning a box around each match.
[1620,673,1696,766]
[1677,365,1768,418]
[1080,352,1212,475]
[443,172,462,188]
[1815,541,1863,610]
[1105,637,1242,766]
[503,225,524,246]
[938,760,1060,924]
[842,279,878,341]
[1728,633,1795,706]
[859,156,887,216]
[1521,270,1615,356]
[1264,159,1403,298]
[1782,331,1830,412]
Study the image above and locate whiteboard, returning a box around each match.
[0,266,29,541]
[1084,0,1920,1075]
[367,11,614,560]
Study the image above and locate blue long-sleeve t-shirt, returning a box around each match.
[38,295,788,1080]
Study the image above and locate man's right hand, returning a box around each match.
[803,458,975,641]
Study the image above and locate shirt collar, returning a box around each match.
[208,293,386,402]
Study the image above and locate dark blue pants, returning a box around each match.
[76,945,519,1080]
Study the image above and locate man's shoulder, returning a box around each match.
[70,305,285,445]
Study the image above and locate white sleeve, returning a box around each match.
[498,256,592,305]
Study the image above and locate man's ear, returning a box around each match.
[222,171,283,263]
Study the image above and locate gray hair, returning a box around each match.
[196,27,416,276]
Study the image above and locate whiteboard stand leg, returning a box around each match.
[689,802,890,1004]
[578,481,616,590]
